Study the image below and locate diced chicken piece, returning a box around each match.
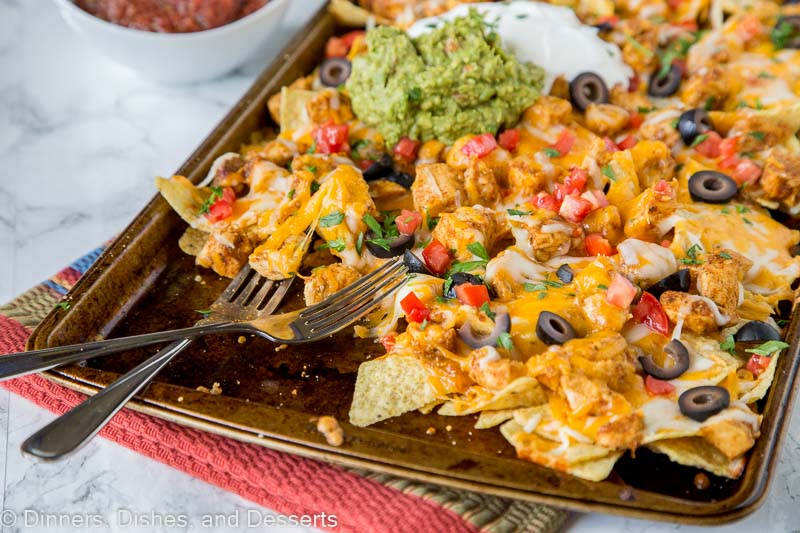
[660,291,718,334]
[584,103,631,137]
[411,163,464,218]
[610,85,654,114]
[596,412,643,450]
[301,244,336,271]
[432,206,498,262]
[303,263,361,306]
[399,322,457,357]
[510,210,578,262]
[623,180,678,241]
[210,154,247,195]
[630,140,676,188]
[758,150,800,208]
[368,180,414,213]
[289,154,337,177]
[418,139,446,162]
[463,160,501,206]
[261,139,295,168]
[638,110,681,146]
[546,332,635,392]
[619,19,659,73]
[507,153,550,196]
[446,136,510,186]
[468,347,527,390]
[680,66,731,109]
[699,419,755,460]
[560,373,601,415]
[731,116,794,152]
[582,205,623,245]
[306,88,354,126]
[196,232,253,278]
[548,76,570,100]
[581,293,631,334]
[522,95,573,130]
[267,75,314,125]
[692,250,752,317]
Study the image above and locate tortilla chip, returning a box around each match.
[709,103,800,137]
[349,355,439,427]
[647,438,747,478]
[279,88,316,134]
[437,377,547,416]
[179,227,209,257]
[155,176,214,232]
[567,452,625,481]
[474,409,517,429]
[739,349,780,404]
[328,0,391,27]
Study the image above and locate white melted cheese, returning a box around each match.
[617,238,678,284]
[200,152,240,187]
[641,398,760,445]
[408,1,632,92]
[485,247,554,285]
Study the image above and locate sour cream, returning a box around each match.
[408,1,632,92]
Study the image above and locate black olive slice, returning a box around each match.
[403,249,432,275]
[556,264,575,284]
[645,269,691,300]
[688,171,738,203]
[773,16,800,49]
[365,231,414,259]
[678,386,730,422]
[443,272,483,299]
[385,170,415,189]
[639,339,690,380]
[536,311,576,345]
[319,57,352,87]
[647,64,682,97]
[734,320,782,342]
[458,312,510,349]
[593,21,614,32]
[677,108,713,145]
[569,72,609,112]
[362,154,394,181]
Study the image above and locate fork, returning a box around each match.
[21,258,408,459]
[0,258,408,381]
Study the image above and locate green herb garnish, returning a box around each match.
[356,232,364,255]
[55,301,71,311]
[748,131,765,142]
[718,252,732,260]
[543,148,561,158]
[497,332,513,350]
[690,134,709,148]
[507,208,532,216]
[362,213,383,236]
[720,334,736,355]
[602,164,617,182]
[626,35,654,58]
[680,243,704,265]
[311,181,320,193]
[467,242,489,261]
[198,186,224,215]
[319,238,347,253]
[320,211,344,228]
[287,189,295,200]
[195,309,212,317]
[745,340,790,356]
[597,284,608,290]
[480,302,496,320]
[306,140,317,154]
[448,260,487,275]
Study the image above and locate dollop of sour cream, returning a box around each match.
[408,1,632,93]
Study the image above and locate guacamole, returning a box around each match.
[346,10,545,147]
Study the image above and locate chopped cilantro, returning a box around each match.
[407,87,422,103]
[735,204,750,214]
[306,140,317,154]
[507,208,532,216]
[718,252,732,260]
[720,334,736,355]
[467,242,489,261]
[597,284,608,290]
[637,106,655,114]
[306,165,317,173]
[497,332,513,350]
[537,291,547,300]
[670,117,680,128]
[625,35,654,58]
[743,217,753,225]
[311,181,320,193]
[771,19,798,51]
[448,260,487,275]
[524,282,548,292]
[704,96,716,110]
[362,213,383,236]
[758,71,775,79]
[419,318,428,330]
[745,340,790,356]
[366,237,393,252]
[721,207,730,214]
[543,148,561,158]
[319,211,344,228]
[195,309,212,317]
[602,164,617,182]
[748,131,766,142]
[542,279,564,288]
[435,295,451,304]
[777,319,790,327]
[689,133,709,148]
[287,189,295,200]
[680,243,704,265]
[356,231,364,255]
[54,301,71,311]
[319,238,346,253]
[198,186,223,215]
[480,302,496,320]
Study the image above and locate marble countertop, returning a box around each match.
[1,0,798,531]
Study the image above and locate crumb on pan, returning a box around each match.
[196,382,223,395]
[316,416,344,446]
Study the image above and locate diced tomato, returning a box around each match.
[732,158,762,185]
[531,192,561,212]
[603,137,620,152]
[693,131,722,158]
[738,15,763,42]
[461,133,498,158]
[596,15,619,26]
[719,136,738,158]
[645,375,676,396]
[653,179,674,198]
[400,292,430,323]
[661,239,672,248]
[340,30,365,48]
[675,20,698,32]
[455,284,491,308]
[313,122,349,154]
[395,209,422,235]
[746,354,771,377]
[618,135,637,150]
[498,128,520,151]
[559,194,594,223]
[628,112,644,129]
[422,239,452,276]
[393,137,419,161]
[632,292,669,335]
[585,233,613,256]
[552,129,576,156]
[357,159,373,171]
[325,37,349,58]
[671,57,687,76]
[629,74,640,93]
[564,167,588,192]
[606,272,637,308]
[719,155,740,171]
[380,334,396,353]
[581,189,609,209]
[205,187,236,223]
[667,0,682,10]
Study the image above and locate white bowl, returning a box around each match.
[53,0,291,84]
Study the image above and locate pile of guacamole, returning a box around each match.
[346,10,545,147]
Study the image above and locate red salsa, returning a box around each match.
[75,0,268,33]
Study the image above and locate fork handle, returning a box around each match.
[21,338,194,460]
[0,321,242,381]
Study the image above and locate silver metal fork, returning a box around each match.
[0,258,408,381]
[20,258,408,459]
